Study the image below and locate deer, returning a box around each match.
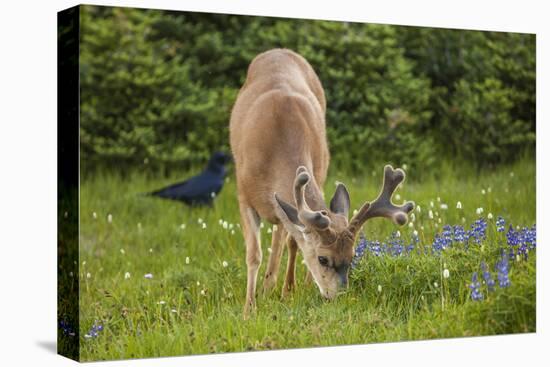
[229,48,414,318]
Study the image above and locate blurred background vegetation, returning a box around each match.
[79,5,535,176]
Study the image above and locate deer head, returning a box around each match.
[274,165,414,299]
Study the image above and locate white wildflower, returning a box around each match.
[149,248,153,253]
[429,210,434,219]
[411,213,416,222]
[222,221,228,229]
[416,205,421,213]
[434,282,438,288]
[440,204,448,210]
[158,300,166,305]
[476,207,484,215]
[222,261,228,268]
[430,201,434,208]
[413,230,419,237]
[171,309,177,313]
[395,194,401,201]
[353,209,358,216]
[229,223,234,230]
[180,223,186,230]
[198,218,203,224]
[202,222,207,229]
[260,222,265,229]
[144,273,153,279]
[231,229,235,235]
[86,272,91,279]
[402,164,408,170]
[437,197,441,202]
[124,272,131,279]
[120,248,125,255]
[481,189,486,195]
[200,289,206,296]
[377,285,382,293]
[107,214,113,223]
[456,201,462,209]
[185,257,190,264]
[408,222,414,229]
[210,192,216,198]
[92,212,97,219]
[488,213,494,220]
[267,228,272,234]
[196,281,200,286]
[462,217,466,223]
[267,247,272,253]
[395,230,401,238]
[218,219,223,225]
[443,269,450,279]
[438,218,442,224]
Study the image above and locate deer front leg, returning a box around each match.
[241,205,262,319]
[282,236,298,298]
[263,226,286,295]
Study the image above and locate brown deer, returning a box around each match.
[229,48,414,317]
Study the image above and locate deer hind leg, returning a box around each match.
[263,226,286,295]
[281,235,298,298]
[241,205,262,319]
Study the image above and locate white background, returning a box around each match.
[0,0,547,366]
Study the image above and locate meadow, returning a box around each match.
[74,158,535,361]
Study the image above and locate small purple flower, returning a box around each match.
[84,322,104,339]
[496,216,505,232]
[59,319,76,337]
[480,261,495,292]
[352,234,368,267]
[469,272,483,301]
[453,225,467,243]
[496,254,511,288]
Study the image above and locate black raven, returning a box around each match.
[148,152,232,206]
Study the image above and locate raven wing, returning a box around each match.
[149,171,224,204]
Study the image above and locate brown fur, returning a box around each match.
[230,49,413,318]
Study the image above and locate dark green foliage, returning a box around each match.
[79,6,535,173]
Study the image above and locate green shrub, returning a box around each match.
[78,6,535,173]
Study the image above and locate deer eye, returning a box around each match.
[318,256,329,267]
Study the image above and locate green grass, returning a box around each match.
[74,159,535,361]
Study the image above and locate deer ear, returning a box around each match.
[330,183,350,217]
[274,193,304,228]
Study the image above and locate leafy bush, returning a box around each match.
[78,6,535,173]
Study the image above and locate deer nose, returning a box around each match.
[336,264,350,288]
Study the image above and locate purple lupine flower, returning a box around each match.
[453,225,467,243]
[496,216,505,232]
[388,231,404,257]
[496,254,511,288]
[469,218,487,244]
[506,225,519,247]
[369,240,382,257]
[525,225,536,250]
[352,233,368,267]
[59,319,76,337]
[407,232,419,253]
[469,272,483,301]
[84,323,104,339]
[480,261,495,292]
